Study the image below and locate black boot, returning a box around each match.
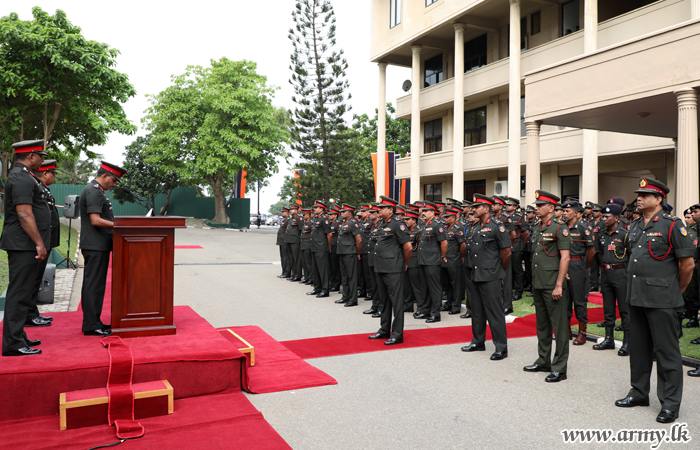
[618,332,629,356]
[593,326,615,350]
[683,311,699,328]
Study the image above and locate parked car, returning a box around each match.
[266,215,280,226]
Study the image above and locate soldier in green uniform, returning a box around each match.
[689,204,700,376]
[592,204,630,355]
[368,196,411,345]
[276,208,290,278]
[461,204,479,319]
[403,209,427,317]
[359,204,374,300]
[327,208,341,292]
[561,200,596,345]
[681,205,699,329]
[285,205,302,282]
[1,140,50,356]
[364,204,383,317]
[26,160,61,327]
[335,204,362,307]
[461,195,511,360]
[523,190,571,382]
[505,197,530,306]
[614,178,694,423]
[308,201,332,298]
[79,161,126,337]
[441,208,466,315]
[523,205,537,293]
[418,201,447,323]
[588,204,604,292]
[300,208,313,285]
[493,196,516,313]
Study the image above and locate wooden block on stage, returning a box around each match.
[224,329,256,366]
[59,380,173,431]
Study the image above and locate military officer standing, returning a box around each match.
[26,160,61,327]
[418,201,447,323]
[461,204,479,319]
[523,205,537,292]
[592,204,630,355]
[505,197,530,307]
[327,208,341,292]
[461,195,511,360]
[364,204,384,317]
[493,196,516,312]
[368,196,411,345]
[615,178,694,423]
[308,201,332,298]
[285,205,302,282]
[335,205,362,307]
[561,200,596,345]
[403,209,427,317]
[80,161,126,336]
[1,140,51,356]
[589,204,604,291]
[681,204,699,329]
[300,208,313,284]
[441,208,466,315]
[276,208,290,278]
[523,190,571,382]
[359,204,374,300]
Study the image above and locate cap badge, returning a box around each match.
[535,191,540,199]
[640,178,648,188]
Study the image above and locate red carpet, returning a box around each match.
[0,390,291,450]
[218,326,337,393]
[588,292,604,306]
[282,308,614,360]
[174,245,203,249]
[0,306,245,422]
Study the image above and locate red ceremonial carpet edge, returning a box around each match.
[280,306,613,360]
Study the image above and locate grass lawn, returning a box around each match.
[575,317,700,361]
[510,292,602,318]
[0,218,78,294]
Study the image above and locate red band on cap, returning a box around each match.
[642,184,666,195]
[537,195,558,204]
[38,164,56,171]
[14,145,44,154]
[100,164,124,177]
[493,197,505,205]
[405,212,419,218]
[474,198,493,205]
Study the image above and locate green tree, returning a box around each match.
[142,58,289,223]
[0,7,136,178]
[288,0,354,201]
[269,199,291,216]
[352,103,410,157]
[54,153,101,185]
[111,136,181,215]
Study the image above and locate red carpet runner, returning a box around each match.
[281,307,612,360]
[218,326,337,393]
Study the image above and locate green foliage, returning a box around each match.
[0,7,136,177]
[142,58,289,223]
[269,199,290,216]
[352,103,410,157]
[111,136,180,214]
[54,154,101,185]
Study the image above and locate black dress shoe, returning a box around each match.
[597,322,606,328]
[545,372,567,382]
[688,368,700,377]
[369,332,389,340]
[615,395,649,407]
[490,350,508,360]
[2,347,42,356]
[384,337,403,345]
[523,363,551,372]
[691,337,700,345]
[25,317,51,327]
[298,278,308,284]
[460,312,471,319]
[414,313,428,319]
[365,295,373,301]
[448,309,461,315]
[404,306,414,312]
[25,339,41,346]
[440,304,451,312]
[426,316,441,323]
[372,311,382,318]
[344,302,358,307]
[335,298,348,304]
[84,329,112,337]
[288,277,301,282]
[304,280,313,285]
[38,314,53,321]
[683,318,700,328]
[306,290,319,295]
[656,409,679,423]
[615,324,623,331]
[363,308,378,315]
[512,294,522,301]
[277,274,290,278]
[316,292,329,298]
[461,343,485,352]
[329,287,340,292]
[357,292,367,298]
[100,323,112,330]
[503,308,513,315]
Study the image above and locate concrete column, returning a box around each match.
[507,0,522,199]
[581,0,598,204]
[675,88,700,210]
[453,23,466,200]
[525,121,542,206]
[377,62,388,200]
[692,0,700,20]
[410,45,422,201]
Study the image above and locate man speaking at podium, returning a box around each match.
[79,161,126,337]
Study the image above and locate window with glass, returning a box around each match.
[424,183,442,202]
[562,0,580,36]
[424,54,443,87]
[561,175,579,202]
[464,107,486,147]
[424,119,442,154]
[390,0,401,28]
[426,0,438,6]
[531,11,541,35]
[463,180,486,201]
[464,34,487,72]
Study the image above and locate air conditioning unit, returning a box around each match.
[494,181,508,196]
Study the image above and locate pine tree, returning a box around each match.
[288,0,354,203]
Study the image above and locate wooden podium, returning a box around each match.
[111,216,186,338]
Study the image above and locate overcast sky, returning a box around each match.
[4,1,410,214]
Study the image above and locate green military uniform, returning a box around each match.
[309,202,332,296]
[359,209,375,299]
[506,198,530,302]
[336,206,362,306]
[441,211,466,314]
[493,198,515,311]
[284,206,302,281]
[418,202,446,321]
[276,210,290,277]
[404,210,427,315]
[328,212,341,291]
[621,179,694,416]
[681,215,699,327]
[563,203,594,341]
[300,211,313,284]
[529,190,571,378]
[461,217,479,318]
[1,142,51,355]
[588,209,605,291]
[365,209,384,316]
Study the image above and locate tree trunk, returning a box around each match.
[160,188,173,215]
[209,171,230,223]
